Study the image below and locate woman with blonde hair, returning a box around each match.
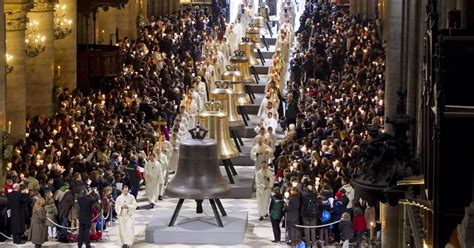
[44,191,58,239]
[30,197,48,248]
[340,212,353,248]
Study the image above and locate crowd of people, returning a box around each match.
[251,0,385,247]
[0,4,230,248]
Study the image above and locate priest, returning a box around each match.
[115,185,138,248]
[255,161,274,221]
[144,153,164,208]
[250,137,273,171]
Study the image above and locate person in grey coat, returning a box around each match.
[340,212,354,248]
[29,197,48,248]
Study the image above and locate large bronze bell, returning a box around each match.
[198,101,240,160]
[245,25,266,49]
[165,127,231,199]
[210,80,245,128]
[164,126,231,227]
[222,64,251,106]
[239,37,259,66]
[230,50,254,84]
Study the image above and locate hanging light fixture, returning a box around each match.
[6,53,14,74]
[54,4,73,40]
[25,20,46,58]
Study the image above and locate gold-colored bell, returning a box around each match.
[246,25,266,49]
[198,101,240,160]
[258,5,270,22]
[239,37,259,66]
[253,15,267,35]
[222,64,251,106]
[229,50,254,84]
[210,80,245,128]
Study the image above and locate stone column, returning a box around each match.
[350,0,357,15]
[361,0,368,17]
[457,0,467,29]
[382,0,405,247]
[26,0,56,117]
[54,0,77,90]
[5,1,33,142]
[406,0,421,152]
[0,1,6,187]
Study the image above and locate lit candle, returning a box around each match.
[8,121,11,134]
[370,222,374,241]
[57,65,61,78]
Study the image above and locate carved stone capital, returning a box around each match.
[31,0,57,12]
[4,7,30,31]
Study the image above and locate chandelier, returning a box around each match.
[6,53,14,74]
[54,4,73,40]
[25,20,46,58]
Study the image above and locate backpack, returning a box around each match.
[321,209,331,223]
[270,199,284,220]
[304,197,319,218]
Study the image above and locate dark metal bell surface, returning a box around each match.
[165,137,231,199]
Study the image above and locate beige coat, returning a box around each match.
[29,209,48,245]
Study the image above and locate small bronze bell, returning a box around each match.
[239,37,259,66]
[230,50,254,84]
[198,101,240,160]
[258,5,270,22]
[253,15,267,35]
[222,64,251,106]
[210,80,245,128]
[246,25,266,49]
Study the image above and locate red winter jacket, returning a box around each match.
[352,215,367,233]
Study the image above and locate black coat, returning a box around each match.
[0,194,8,237]
[77,195,96,224]
[8,191,28,234]
[286,194,301,224]
[300,191,318,218]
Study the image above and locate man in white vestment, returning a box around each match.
[144,153,164,208]
[154,146,169,200]
[251,137,273,171]
[253,127,267,146]
[115,185,138,248]
[263,112,278,133]
[255,161,274,221]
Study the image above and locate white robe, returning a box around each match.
[255,169,274,217]
[115,193,138,246]
[191,91,203,111]
[250,143,273,171]
[155,153,169,196]
[161,140,173,161]
[263,117,278,134]
[198,81,208,104]
[144,159,164,204]
[265,132,277,149]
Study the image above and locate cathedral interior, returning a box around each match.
[0,0,474,247]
